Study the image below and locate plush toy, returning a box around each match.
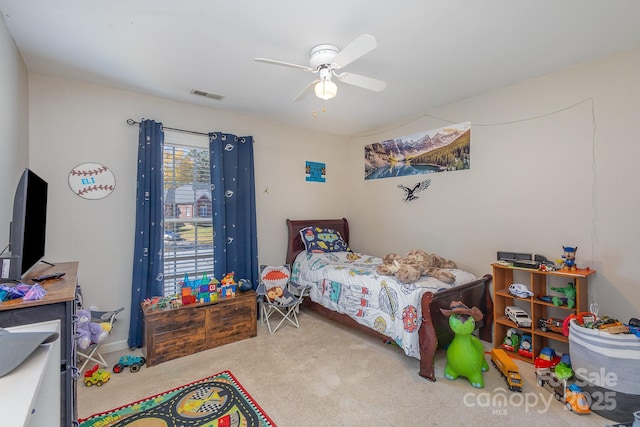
[375,249,457,284]
[76,309,108,350]
[440,301,489,388]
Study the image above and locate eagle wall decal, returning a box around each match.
[398,179,431,203]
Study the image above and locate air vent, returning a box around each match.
[190,89,225,101]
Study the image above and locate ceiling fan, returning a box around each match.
[254,34,387,101]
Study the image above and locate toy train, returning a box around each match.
[491,348,523,392]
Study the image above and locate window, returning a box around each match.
[162,131,213,297]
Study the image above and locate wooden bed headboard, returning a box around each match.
[285,218,350,266]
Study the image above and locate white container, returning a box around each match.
[569,319,640,422]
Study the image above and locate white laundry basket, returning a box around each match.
[568,319,640,423]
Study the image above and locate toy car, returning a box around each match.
[554,361,573,380]
[565,383,591,414]
[536,370,590,415]
[84,364,111,387]
[534,347,561,370]
[113,355,146,373]
[538,317,564,334]
[505,306,532,328]
[508,283,534,298]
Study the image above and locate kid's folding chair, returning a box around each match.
[77,307,124,372]
[257,264,310,334]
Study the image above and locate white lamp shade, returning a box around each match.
[314,79,338,100]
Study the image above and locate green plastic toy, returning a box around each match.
[551,282,576,309]
[440,301,489,388]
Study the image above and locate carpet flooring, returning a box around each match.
[78,310,616,426]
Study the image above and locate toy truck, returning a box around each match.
[491,348,523,392]
[535,369,591,415]
[113,355,146,373]
[84,364,111,387]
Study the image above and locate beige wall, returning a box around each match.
[347,47,640,324]
[27,73,347,347]
[0,14,29,245]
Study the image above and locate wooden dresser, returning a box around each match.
[143,290,257,366]
[0,261,79,426]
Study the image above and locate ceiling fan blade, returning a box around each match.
[332,34,377,69]
[294,79,319,102]
[254,58,313,72]
[337,72,387,92]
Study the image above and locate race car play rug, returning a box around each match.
[79,370,276,426]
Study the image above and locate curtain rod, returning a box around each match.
[126,118,209,136]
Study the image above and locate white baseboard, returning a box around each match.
[98,339,131,354]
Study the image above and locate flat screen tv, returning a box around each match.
[0,168,48,282]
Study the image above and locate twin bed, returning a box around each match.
[285,218,493,381]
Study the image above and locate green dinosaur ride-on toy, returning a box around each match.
[113,355,146,373]
[440,301,489,388]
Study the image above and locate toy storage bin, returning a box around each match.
[568,319,640,423]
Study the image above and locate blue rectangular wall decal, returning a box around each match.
[305,161,326,182]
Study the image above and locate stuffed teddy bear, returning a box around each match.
[76,309,108,350]
[375,249,457,284]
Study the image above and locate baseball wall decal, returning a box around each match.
[68,162,116,200]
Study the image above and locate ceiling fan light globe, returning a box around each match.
[314,79,338,100]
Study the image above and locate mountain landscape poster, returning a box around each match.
[364,122,470,180]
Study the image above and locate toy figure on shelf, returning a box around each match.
[508,283,534,298]
[518,334,533,358]
[561,246,577,271]
[550,282,576,309]
[502,327,521,352]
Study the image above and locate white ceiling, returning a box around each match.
[2,0,640,136]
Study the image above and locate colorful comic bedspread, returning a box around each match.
[291,251,477,359]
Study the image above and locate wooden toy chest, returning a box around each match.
[143,290,257,366]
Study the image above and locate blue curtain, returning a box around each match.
[128,119,164,348]
[209,133,259,289]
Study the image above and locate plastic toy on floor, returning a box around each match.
[113,355,146,373]
[440,301,489,388]
[84,364,110,387]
